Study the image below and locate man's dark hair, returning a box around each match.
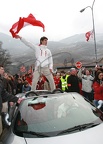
[0,65,4,68]
[40,36,48,44]
[61,71,66,74]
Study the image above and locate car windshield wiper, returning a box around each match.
[57,123,100,135]
[18,130,50,137]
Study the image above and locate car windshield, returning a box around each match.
[14,93,103,137]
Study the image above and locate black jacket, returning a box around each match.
[67,75,80,93]
[0,75,18,115]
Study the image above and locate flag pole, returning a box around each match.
[80,0,97,64]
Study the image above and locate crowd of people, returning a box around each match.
[2,64,103,105]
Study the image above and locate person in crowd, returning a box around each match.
[13,74,19,95]
[16,78,23,94]
[0,65,23,135]
[14,35,55,92]
[58,71,69,92]
[67,68,80,93]
[2,73,15,113]
[7,75,16,95]
[22,75,27,83]
[94,64,103,76]
[3,72,12,94]
[66,70,70,76]
[54,72,61,89]
[22,80,31,93]
[36,75,44,90]
[89,68,94,77]
[25,73,32,86]
[78,68,94,102]
[92,71,103,107]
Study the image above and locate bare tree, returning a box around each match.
[0,41,11,68]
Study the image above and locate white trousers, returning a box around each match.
[31,67,55,91]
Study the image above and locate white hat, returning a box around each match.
[70,68,76,72]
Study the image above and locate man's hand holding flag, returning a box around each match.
[9,13,45,38]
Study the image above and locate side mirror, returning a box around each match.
[97,100,103,109]
[2,113,11,126]
[5,113,11,126]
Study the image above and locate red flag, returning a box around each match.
[85,30,93,41]
[28,66,33,74]
[10,13,45,37]
[20,65,26,73]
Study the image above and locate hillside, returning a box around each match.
[0,32,103,73]
[0,32,30,55]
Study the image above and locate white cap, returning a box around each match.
[70,68,76,72]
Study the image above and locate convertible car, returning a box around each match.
[0,89,103,144]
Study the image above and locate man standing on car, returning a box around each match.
[14,35,55,91]
[0,65,23,135]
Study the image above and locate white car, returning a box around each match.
[0,90,103,144]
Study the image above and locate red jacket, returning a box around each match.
[36,80,44,90]
[93,81,103,100]
[54,76,60,89]
[26,77,32,86]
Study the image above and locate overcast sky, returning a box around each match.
[0,0,103,41]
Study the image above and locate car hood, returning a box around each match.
[25,123,103,144]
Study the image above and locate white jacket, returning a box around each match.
[21,38,53,70]
[77,69,94,93]
[82,75,94,93]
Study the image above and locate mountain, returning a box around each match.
[0,32,103,73]
[58,33,103,64]
[0,32,30,55]
[59,33,103,44]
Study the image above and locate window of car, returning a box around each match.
[13,93,103,137]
